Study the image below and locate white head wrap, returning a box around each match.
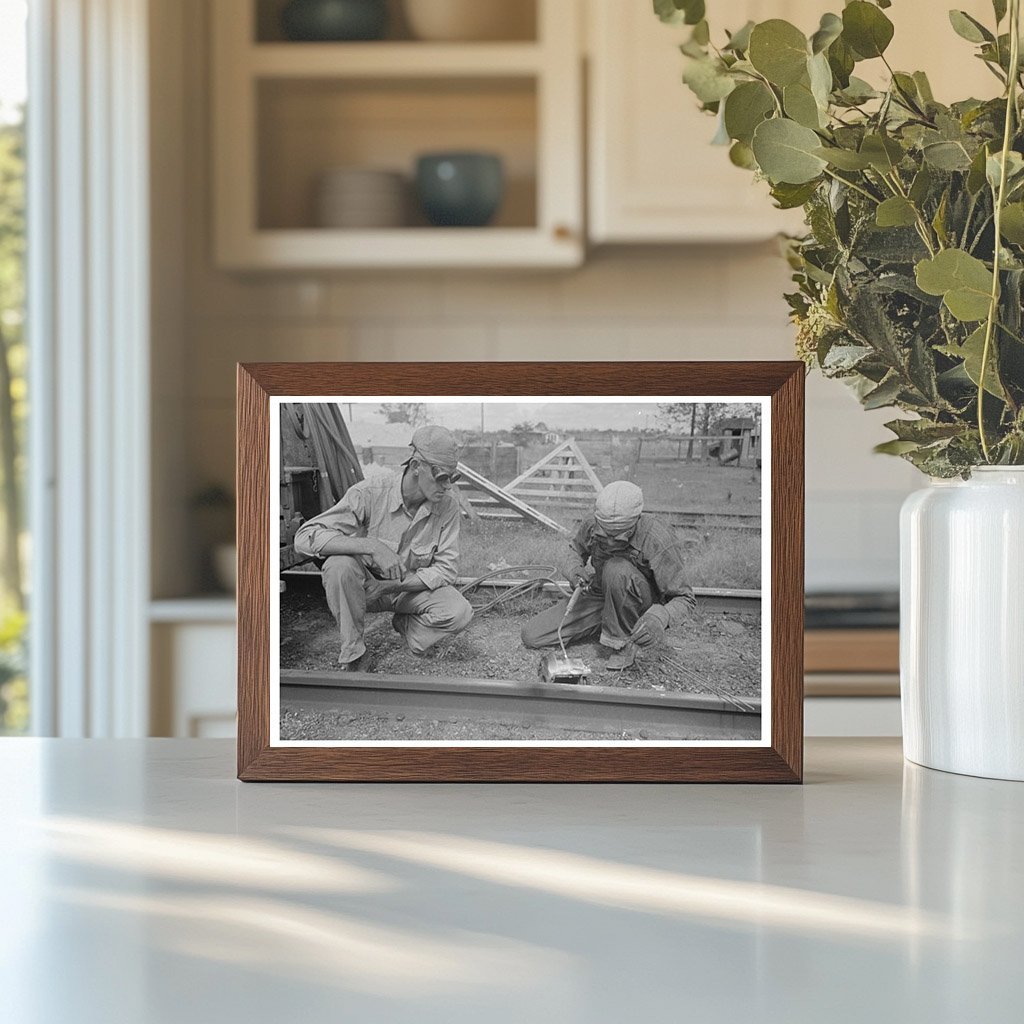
[595,481,644,532]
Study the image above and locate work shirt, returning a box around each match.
[293,471,460,591]
[565,513,697,627]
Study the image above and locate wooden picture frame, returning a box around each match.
[237,362,804,782]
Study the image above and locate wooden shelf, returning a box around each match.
[217,227,580,270]
[249,42,544,78]
[212,0,583,269]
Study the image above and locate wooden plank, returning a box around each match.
[503,440,575,491]
[457,462,570,535]
[567,439,604,491]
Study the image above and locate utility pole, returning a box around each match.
[480,403,485,434]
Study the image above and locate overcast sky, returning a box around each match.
[344,401,700,433]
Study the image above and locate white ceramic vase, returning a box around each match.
[900,467,1024,780]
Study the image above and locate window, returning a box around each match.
[0,0,28,734]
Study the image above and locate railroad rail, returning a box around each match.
[280,566,761,617]
[280,671,761,741]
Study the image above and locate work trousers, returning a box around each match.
[520,557,654,651]
[321,555,474,665]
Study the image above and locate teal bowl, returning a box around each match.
[415,153,505,228]
[281,0,388,42]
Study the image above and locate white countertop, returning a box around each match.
[1,738,1021,1023]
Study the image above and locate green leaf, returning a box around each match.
[939,325,1006,398]
[862,374,903,409]
[842,1,895,59]
[653,0,705,26]
[986,150,1024,191]
[922,140,972,171]
[682,57,736,104]
[724,20,755,53]
[909,164,933,205]
[784,80,824,129]
[932,190,950,246]
[810,13,843,54]
[948,10,994,44]
[915,249,994,321]
[748,20,809,87]
[912,71,935,104]
[827,35,855,89]
[874,439,922,455]
[860,133,904,173]
[729,140,757,169]
[884,418,963,443]
[814,146,872,170]
[692,19,710,45]
[993,0,1008,24]
[751,118,828,184]
[723,81,775,144]
[875,197,918,228]
[967,144,991,194]
[1000,203,1024,245]
[836,76,879,104]
[770,180,820,209]
[808,51,833,110]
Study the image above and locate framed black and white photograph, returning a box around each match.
[237,362,804,782]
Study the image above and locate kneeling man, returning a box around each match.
[521,481,696,655]
[294,425,473,668]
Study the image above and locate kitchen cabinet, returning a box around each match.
[587,0,811,243]
[211,0,583,269]
[150,600,237,738]
[586,0,999,244]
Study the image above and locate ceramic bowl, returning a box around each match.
[281,0,388,42]
[315,168,407,228]
[415,152,504,227]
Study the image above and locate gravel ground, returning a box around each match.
[279,579,761,696]
[279,577,762,741]
[279,707,723,743]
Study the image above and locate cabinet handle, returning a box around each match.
[553,224,574,241]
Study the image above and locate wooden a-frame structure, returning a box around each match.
[507,440,602,507]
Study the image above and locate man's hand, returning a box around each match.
[629,605,670,647]
[364,578,397,605]
[570,566,594,591]
[368,541,403,580]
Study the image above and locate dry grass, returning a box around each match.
[458,517,760,590]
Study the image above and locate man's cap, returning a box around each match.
[409,424,460,474]
[595,481,644,532]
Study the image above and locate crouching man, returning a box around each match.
[293,425,473,669]
[521,481,696,658]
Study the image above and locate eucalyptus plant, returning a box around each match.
[656,0,1024,476]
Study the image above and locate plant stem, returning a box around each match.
[822,167,880,204]
[884,171,939,254]
[979,0,1021,462]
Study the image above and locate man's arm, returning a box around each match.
[646,521,697,628]
[563,519,593,587]
[294,485,402,579]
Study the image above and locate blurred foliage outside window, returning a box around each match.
[1,2,28,733]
